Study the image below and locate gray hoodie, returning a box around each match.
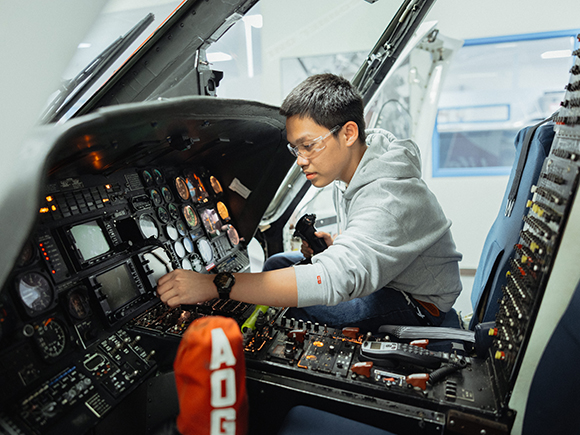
[293,129,463,312]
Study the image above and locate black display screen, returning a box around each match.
[200,208,221,236]
[69,220,111,262]
[95,264,139,312]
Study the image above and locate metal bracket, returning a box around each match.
[195,49,224,96]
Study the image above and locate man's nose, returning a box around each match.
[296,154,309,166]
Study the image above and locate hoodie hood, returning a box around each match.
[343,129,422,201]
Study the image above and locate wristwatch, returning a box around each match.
[213,272,236,300]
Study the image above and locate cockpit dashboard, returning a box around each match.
[0,96,292,434]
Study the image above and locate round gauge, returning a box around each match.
[34,318,66,360]
[166,223,179,241]
[210,176,223,195]
[175,177,190,201]
[181,258,193,270]
[174,241,186,259]
[153,169,164,184]
[226,225,240,247]
[182,205,199,228]
[217,201,230,221]
[67,288,91,320]
[183,237,194,253]
[139,214,159,239]
[17,272,54,315]
[176,220,188,236]
[16,240,36,267]
[197,238,214,265]
[161,186,174,203]
[141,170,154,186]
[168,203,180,220]
[150,188,162,206]
[157,206,170,223]
[190,254,204,272]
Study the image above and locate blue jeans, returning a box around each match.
[263,252,445,331]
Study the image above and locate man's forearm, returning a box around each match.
[157,267,298,308]
[232,268,298,307]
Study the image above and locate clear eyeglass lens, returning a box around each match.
[289,143,318,158]
[287,125,340,158]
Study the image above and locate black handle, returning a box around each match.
[293,214,328,255]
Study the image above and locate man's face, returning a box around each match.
[286,115,352,187]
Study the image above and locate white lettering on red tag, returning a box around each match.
[209,327,237,435]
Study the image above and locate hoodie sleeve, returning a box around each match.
[293,180,454,307]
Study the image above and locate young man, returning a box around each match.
[157,73,462,331]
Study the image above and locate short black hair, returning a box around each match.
[280,73,366,143]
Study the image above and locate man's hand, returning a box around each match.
[300,231,333,259]
[157,269,217,308]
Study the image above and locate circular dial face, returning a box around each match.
[227,225,240,246]
[181,258,193,270]
[139,214,159,239]
[141,170,153,186]
[153,169,164,184]
[183,237,194,253]
[176,220,188,236]
[174,241,186,259]
[67,288,91,320]
[157,206,170,223]
[17,272,54,314]
[182,205,199,228]
[175,177,190,200]
[217,201,230,221]
[35,319,66,360]
[190,254,204,272]
[16,241,36,267]
[210,176,223,195]
[150,188,162,206]
[197,238,214,264]
[161,186,173,203]
[168,203,180,220]
[166,224,179,241]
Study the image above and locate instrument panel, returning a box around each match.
[0,164,251,434]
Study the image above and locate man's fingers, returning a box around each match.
[314,231,333,247]
[300,240,313,258]
[157,269,176,287]
[165,293,182,308]
[157,285,175,303]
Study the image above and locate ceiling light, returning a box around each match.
[541,49,572,59]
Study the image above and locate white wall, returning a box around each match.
[259,0,580,273]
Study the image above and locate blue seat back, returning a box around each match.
[469,123,555,328]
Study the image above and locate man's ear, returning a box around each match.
[343,121,360,148]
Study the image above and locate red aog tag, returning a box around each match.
[174,316,248,435]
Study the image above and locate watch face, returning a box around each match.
[214,272,234,300]
[215,272,235,289]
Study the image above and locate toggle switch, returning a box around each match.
[342,327,360,339]
[288,329,307,343]
[351,361,373,378]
